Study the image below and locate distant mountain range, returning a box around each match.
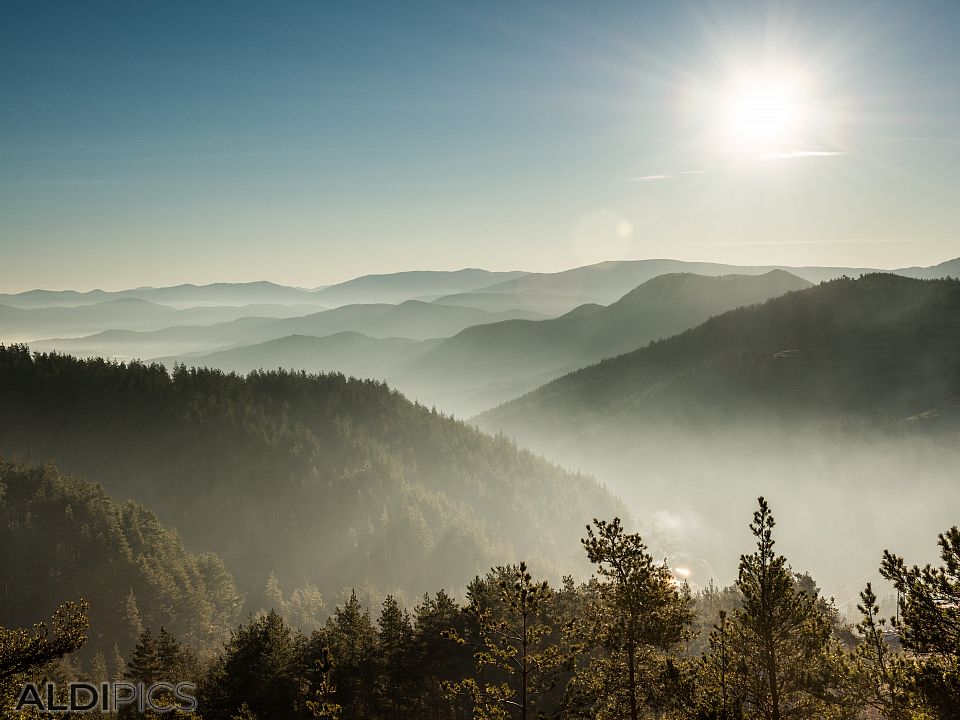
[394,270,812,415]
[429,259,884,315]
[310,268,526,305]
[38,301,543,363]
[5,256,957,313]
[2,299,329,343]
[141,271,807,415]
[167,332,440,379]
[0,281,321,309]
[7,256,960,418]
[0,269,526,310]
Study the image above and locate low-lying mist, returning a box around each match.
[491,420,958,613]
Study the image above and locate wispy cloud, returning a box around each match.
[627,169,709,182]
[691,238,928,247]
[627,174,671,182]
[755,149,846,161]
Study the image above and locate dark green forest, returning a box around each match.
[1,486,956,719]
[0,345,622,606]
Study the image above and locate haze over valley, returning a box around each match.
[3,256,959,612]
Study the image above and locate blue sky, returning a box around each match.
[1,0,958,290]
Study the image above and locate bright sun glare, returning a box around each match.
[719,68,810,153]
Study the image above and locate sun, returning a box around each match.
[719,68,810,153]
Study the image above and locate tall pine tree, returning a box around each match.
[726,497,842,720]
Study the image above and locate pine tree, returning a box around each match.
[848,582,908,719]
[263,573,286,616]
[90,650,108,683]
[697,610,743,719]
[322,591,379,718]
[446,562,578,720]
[126,628,161,685]
[577,518,692,720]
[880,526,960,719]
[726,497,841,720]
[288,584,325,633]
[111,643,126,682]
[123,590,144,650]
[413,590,472,719]
[376,595,415,719]
[306,647,342,720]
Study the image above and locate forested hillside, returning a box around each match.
[0,346,623,608]
[0,459,240,658]
[479,274,960,436]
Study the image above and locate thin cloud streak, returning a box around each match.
[690,238,929,247]
[627,169,709,182]
[627,174,671,182]
[756,150,847,161]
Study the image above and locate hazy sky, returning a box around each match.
[2,0,958,291]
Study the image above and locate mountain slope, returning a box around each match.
[0,347,623,603]
[396,271,811,416]
[477,274,960,437]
